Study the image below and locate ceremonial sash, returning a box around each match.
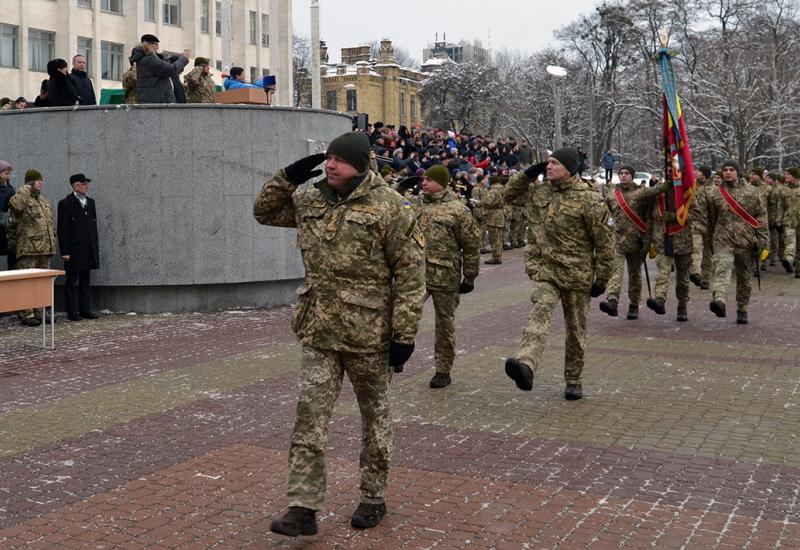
[614,188,648,234]
[657,194,688,235]
[718,185,760,229]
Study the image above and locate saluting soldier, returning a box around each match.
[183,57,216,103]
[254,132,426,536]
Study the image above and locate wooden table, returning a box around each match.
[0,268,65,349]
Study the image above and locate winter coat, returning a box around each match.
[57,193,99,271]
[0,181,14,255]
[131,46,189,104]
[183,67,216,103]
[223,77,260,90]
[7,185,56,257]
[47,72,78,107]
[601,152,615,170]
[70,69,97,105]
[705,178,769,252]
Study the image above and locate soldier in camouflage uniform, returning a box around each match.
[183,57,216,103]
[779,167,800,276]
[689,166,714,289]
[700,160,769,324]
[409,165,481,388]
[7,169,56,326]
[482,175,506,264]
[765,172,783,265]
[503,148,615,401]
[646,188,693,321]
[749,167,770,272]
[122,59,138,104]
[470,174,489,254]
[600,165,669,320]
[506,174,528,248]
[255,132,426,537]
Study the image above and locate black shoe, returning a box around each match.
[504,358,533,391]
[646,297,666,315]
[599,299,618,317]
[710,300,726,318]
[480,248,491,255]
[782,259,794,273]
[503,243,512,250]
[270,506,317,537]
[514,240,526,248]
[677,304,688,322]
[79,311,98,319]
[68,314,81,322]
[700,281,710,290]
[485,258,502,265]
[736,310,748,324]
[351,502,386,529]
[689,272,702,287]
[429,373,451,388]
[626,304,639,320]
[795,272,800,279]
[564,383,583,400]
[21,317,41,327]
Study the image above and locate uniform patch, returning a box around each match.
[404,218,417,237]
[413,232,425,248]
[403,200,412,209]
[351,204,380,215]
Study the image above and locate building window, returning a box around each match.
[411,96,416,121]
[100,0,123,14]
[144,0,155,21]
[399,92,405,120]
[346,89,357,112]
[0,24,18,68]
[77,0,92,7]
[77,36,92,76]
[261,14,269,46]
[215,59,222,71]
[262,68,270,76]
[250,66,257,83]
[326,90,337,111]
[200,0,209,32]
[101,41,123,80]
[163,0,181,26]
[249,11,257,45]
[215,1,222,35]
[28,29,55,73]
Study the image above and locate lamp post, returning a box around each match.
[546,65,568,149]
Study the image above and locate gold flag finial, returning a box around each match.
[658,28,670,48]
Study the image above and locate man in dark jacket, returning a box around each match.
[70,54,96,105]
[0,160,14,269]
[131,35,190,104]
[57,174,100,321]
[47,59,79,107]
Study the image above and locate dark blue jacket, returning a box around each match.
[70,69,97,105]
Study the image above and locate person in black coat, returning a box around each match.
[0,160,14,269]
[47,58,79,107]
[70,54,97,105]
[57,174,100,320]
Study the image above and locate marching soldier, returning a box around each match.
[689,166,714,289]
[764,172,783,265]
[779,167,800,276]
[470,174,489,254]
[482,175,506,265]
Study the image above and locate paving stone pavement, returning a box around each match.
[2,249,800,549]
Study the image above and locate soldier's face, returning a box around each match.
[546,158,569,182]
[749,173,759,183]
[421,177,443,195]
[712,175,722,185]
[325,154,359,191]
[722,166,738,182]
[696,173,706,184]
[786,174,797,185]
[619,170,633,186]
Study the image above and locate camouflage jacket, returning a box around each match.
[482,184,506,227]
[122,67,138,104]
[411,189,480,291]
[689,182,714,235]
[183,67,216,103]
[506,172,615,290]
[7,184,56,256]
[780,183,800,227]
[707,178,769,252]
[253,169,426,353]
[767,184,781,225]
[605,181,669,254]
[649,192,693,255]
[471,185,487,219]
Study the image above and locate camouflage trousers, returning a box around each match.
[488,226,504,261]
[711,248,754,311]
[16,255,51,319]
[655,253,691,304]
[770,226,780,262]
[508,216,527,245]
[426,289,460,374]
[475,218,487,249]
[783,227,799,268]
[691,229,713,281]
[287,345,392,510]
[606,250,643,305]
[516,279,590,385]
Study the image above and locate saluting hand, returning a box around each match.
[284,153,326,185]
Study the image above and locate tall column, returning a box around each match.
[310,0,320,109]
[18,0,28,98]
[220,0,231,71]
[269,0,292,106]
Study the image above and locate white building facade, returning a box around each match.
[0,0,293,105]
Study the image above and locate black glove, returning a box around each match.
[524,161,548,180]
[769,223,776,231]
[388,341,415,373]
[397,175,421,190]
[590,281,606,298]
[458,280,474,294]
[284,153,326,185]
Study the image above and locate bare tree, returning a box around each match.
[293,34,312,107]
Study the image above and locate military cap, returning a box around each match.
[141,34,159,44]
[69,173,91,185]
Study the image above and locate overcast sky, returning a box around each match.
[290,0,604,64]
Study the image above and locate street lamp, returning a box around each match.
[546,65,568,149]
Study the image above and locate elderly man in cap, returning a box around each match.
[702,160,769,324]
[8,170,56,326]
[0,160,14,269]
[57,174,100,321]
[502,147,614,400]
[130,34,190,104]
[254,132,426,536]
[183,57,215,103]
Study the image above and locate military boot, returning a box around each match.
[480,247,491,254]
[270,506,317,537]
[700,281,710,290]
[795,272,800,279]
[485,258,502,265]
[599,299,618,317]
[709,300,726,318]
[504,357,533,391]
[677,303,688,322]
[564,383,583,401]
[689,272,702,287]
[351,502,386,529]
[736,310,748,324]
[429,373,451,388]
[503,242,512,250]
[782,259,794,273]
[20,317,41,327]
[626,304,639,320]
[646,297,666,315]
[515,240,526,248]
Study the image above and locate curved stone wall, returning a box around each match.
[0,104,353,312]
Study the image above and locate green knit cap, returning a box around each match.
[194,56,210,66]
[750,166,765,177]
[786,167,800,179]
[24,169,42,183]
[326,131,371,173]
[424,164,450,187]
